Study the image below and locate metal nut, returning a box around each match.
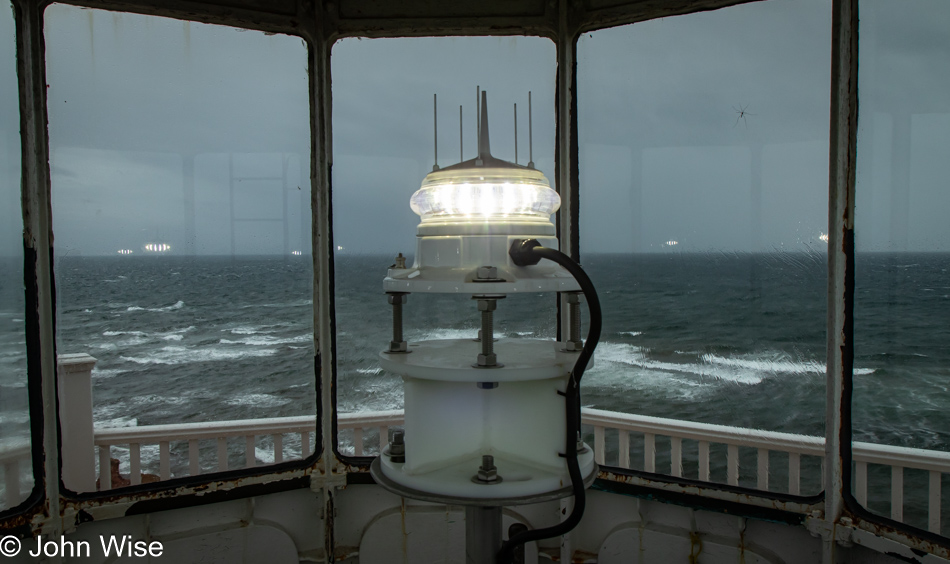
[564,340,584,352]
[477,353,497,366]
[476,300,497,312]
[387,293,408,305]
[476,265,498,279]
[389,341,408,352]
[565,292,582,304]
[388,430,406,463]
[472,454,502,484]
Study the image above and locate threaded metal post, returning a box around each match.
[387,292,408,353]
[481,309,493,357]
[474,296,500,367]
[393,301,403,343]
[570,301,581,343]
[564,292,583,352]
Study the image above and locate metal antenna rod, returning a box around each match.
[433,94,439,172]
[528,91,535,169]
[459,105,463,163]
[514,103,518,165]
[476,86,481,164]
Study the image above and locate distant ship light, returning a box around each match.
[144,243,171,253]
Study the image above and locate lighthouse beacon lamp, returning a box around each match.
[370,91,602,564]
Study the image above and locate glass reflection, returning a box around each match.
[0,1,32,510]
[45,5,314,490]
[330,37,557,456]
[577,0,830,493]
[854,0,950,536]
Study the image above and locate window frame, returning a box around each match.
[5,0,948,560]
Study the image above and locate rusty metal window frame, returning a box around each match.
[5,0,325,527]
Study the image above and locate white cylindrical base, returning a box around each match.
[378,339,594,499]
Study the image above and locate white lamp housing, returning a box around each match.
[375,91,595,504]
[385,162,579,294]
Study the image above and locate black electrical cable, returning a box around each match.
[497,239,603,564]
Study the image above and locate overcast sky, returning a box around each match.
[1,0,949,258]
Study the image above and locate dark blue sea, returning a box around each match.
[2,252,950,526]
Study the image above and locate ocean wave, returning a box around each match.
[95,415,138,429]
[120,345,278,365]
[0,412,29,426]
[103,330,147,337]
[224,393,291,408]
[126,300,185,313]
[619,331,643,337]
[92,368,128,379]
[409,328,477,341]
[131,395,189,406]
[228,326,274,335]
[219,334,311,346]
[589,342,876,386]
[355,367,383,375]
[255,446,276,465]
[700,354,825,375]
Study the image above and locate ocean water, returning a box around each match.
[2,252,950,525]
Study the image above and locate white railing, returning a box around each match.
[0,441,30,507]
[583,407,950,534]
[43,354,950,535]
[92,410,404,489]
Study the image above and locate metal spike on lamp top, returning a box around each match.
[409,90,560,223]
[478,89,491,163]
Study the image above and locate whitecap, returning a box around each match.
[355,367,383,375]
[410,328,477,341]
[120,345,278,365]
[92,368,127,379]
[95,415,138,429]
[255,446,275,465]
[619,331,643,337]
[219,334,310,346]
[224,394,291,408]
[126,300,184,313]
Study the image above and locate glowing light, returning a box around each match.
[337,245,344,251]
[665,240,678,246]
[291,250,302,256]
[410,167,559,222]
[117,249,133,255]
[819,233,829,243]
[144,243,171,253]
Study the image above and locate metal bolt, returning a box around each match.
[387,292,409,353]
[472,295,504,367]
[389,430,405,463]
[479,301,495,366]
[472,454,502,484]
[394,253,407,269]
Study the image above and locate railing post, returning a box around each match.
[57,353,97,492]
[4,459,20,505]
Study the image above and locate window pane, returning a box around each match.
[0,1,32,510]
[45,5,314,491]
[578,0,830,494]
[854,0,950,535]
[331,37,557,455]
